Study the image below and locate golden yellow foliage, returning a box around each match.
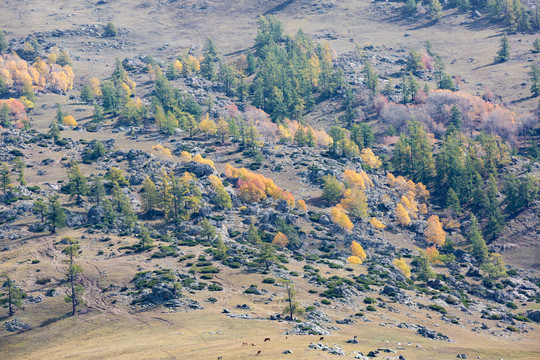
[331,204,353,232]
[281,190,295,207]
[396,203,411,227]
[272,232,289,247]
[347,256,362,265]
[193,154,215,168]
[386,172,396,185]
[393,258,411,278]
[296,199,307,212]
[400,192,418,219]
[199,114,217,135]
[152,144,172,157]
[426,246,443,264]
[340,187,368,219]
[351,240,367,260]
[225,165,293,205]
[425,215,446,246]
[370,217,386,230]
[418,203,428,214]
[394,176,408,191]
[360,148,382,169]
[183,55,200,74]
[180,151,192,162]
[208,175,223,190]
[442,217,460,230]
[62,115,77,126]
[89,77,102,97]
[173,60,183,73]
[415,182,430,202]
[343,169,372,190]
[19,96,33,110]
[0,54,74,93]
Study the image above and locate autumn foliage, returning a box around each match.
[296,199,307,212]
[225,164,294,206]
[370,217,386,230]
[152,144,172,157]
[62,115,77,126]
[343,169,372,190]
[179,150,215,168]
[396,203,411,227]
[272,232,289,247]
[425,215,446,246]
[330,204,353,232]
[393,258,411,278]
[347,256,362,265]
[0,53,74,94]
[360,148,382,169]
[426,246,443,264]
[351,240,367,261]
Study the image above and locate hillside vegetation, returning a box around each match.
[0,1,539,359]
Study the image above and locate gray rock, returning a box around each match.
[347,338,359,344]
[288,321,330,335]
[181,161,215,178]
[87,205,105,224]
[0,209,17,224]
[4,319,30,332]
[336,318,355,325]
[283,349,293,354]
[129,173,146,185]
[526,310,540,323]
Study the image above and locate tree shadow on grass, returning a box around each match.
[39,312,71,327]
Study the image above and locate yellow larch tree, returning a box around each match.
[296,199,307,212]
[360,148,382,169]
[62,115,77,126]
[396,203,411,227]
[331,204,353,232]
[350,240,367,261]
[340,187,368,219]
[370,217,386,230]
[425,215,446,246]
[426,246,443,264]
[393,258,411,278]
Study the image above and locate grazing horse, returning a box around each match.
[242,342,248,346]
[319,336,325,341]
[256,350,262,355]
[264,337,271,342]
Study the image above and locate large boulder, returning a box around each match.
[526,310,540,323]
[87,206,105,225]
[181,161,215,178]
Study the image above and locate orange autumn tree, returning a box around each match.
[347,256,362,265]
[426,246,443,264]
[225,164,294,206]
[425,215,446,246]
[272,232,288,247]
